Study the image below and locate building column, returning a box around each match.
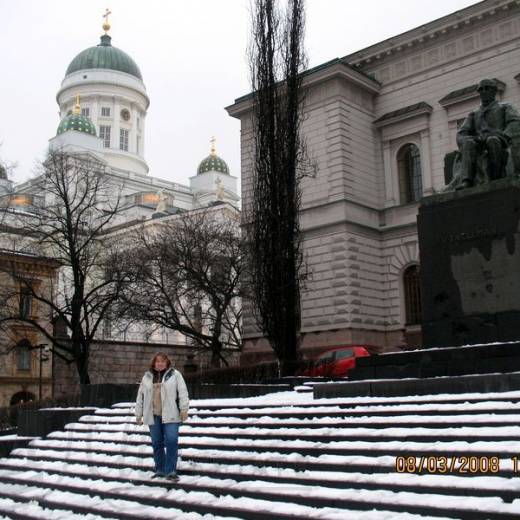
[420,129,434,196]
[383,140,396,207]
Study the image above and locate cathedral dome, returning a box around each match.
[57,112,97,137]
[197,139,229,175]
[65,34,142,80]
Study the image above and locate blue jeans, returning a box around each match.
[148,415,180,475]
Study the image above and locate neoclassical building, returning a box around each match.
[227,0,520,359]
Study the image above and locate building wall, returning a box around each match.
[0,254,56,408]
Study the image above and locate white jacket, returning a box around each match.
[135,367,190,425]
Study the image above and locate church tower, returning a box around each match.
[190,137,239,207]
[55,10,149,175]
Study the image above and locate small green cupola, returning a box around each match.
[56,95,97,137]
[197,137,229,175]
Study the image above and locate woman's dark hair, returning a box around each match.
[149,352,172,372]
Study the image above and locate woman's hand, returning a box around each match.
[136,416,143,425]
[180,410,189,422]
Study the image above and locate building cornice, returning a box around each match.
[373,102,433,128]
[344,0,520,68]
[57,86,150,111]
[226,59,380,119]
[0,249,61,270]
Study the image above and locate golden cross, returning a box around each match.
[102,8,112,33]
[210,136,216,156]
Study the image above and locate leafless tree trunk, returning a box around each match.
[248,0,307,376]
[0,150,125,384]
[117,208,243,368]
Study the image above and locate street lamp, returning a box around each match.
[38,343,50,401]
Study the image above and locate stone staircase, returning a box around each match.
[0,391,520,519]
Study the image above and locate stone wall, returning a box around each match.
[53,340,240,399]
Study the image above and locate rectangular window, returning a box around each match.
[101,107,111,117]
[136,136,140,154]
[19,287,32,319]
[103,318,112,339]
[99,125,111,148]
[137,117,140,130]
[81,107,90,117]
[17,344,31,371]
[120,129,129,151]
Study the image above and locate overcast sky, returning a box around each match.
[0,0,480,185]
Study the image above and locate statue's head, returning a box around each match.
[477,79,497,105]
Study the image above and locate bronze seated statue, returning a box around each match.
[444,79,520,191]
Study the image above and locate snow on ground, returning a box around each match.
[1,456,520,493]
[0,484,243,520]
[112,388,520,408]
[48,423,520,441]
[26,434,520,456]
[0,480,460,520]
[0,497,118,519]
[63,413,520,430]
[2,389,520,519]
[9,445,517,473]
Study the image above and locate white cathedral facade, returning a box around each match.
[228,0,520,361]
[4,22,239,221]
[1,21,240,347]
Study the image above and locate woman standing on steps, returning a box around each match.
[135,352,190,481]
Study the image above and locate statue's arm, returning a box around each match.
[456,113,475,149]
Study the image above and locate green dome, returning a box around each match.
[66,34,142,80]
[57,113,97,136]
[197,154,229,175]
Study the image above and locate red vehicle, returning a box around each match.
[301,346,370,377]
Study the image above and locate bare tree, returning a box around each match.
[118,208,242,367]
[247,0,307,376]
[0,149,125,384]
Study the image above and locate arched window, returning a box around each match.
[403,265,422,325]
[397,143,423,203]
[10,391,35,406]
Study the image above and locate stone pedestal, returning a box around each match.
[418,178,520,348]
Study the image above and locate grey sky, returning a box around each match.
[0,0,480,185]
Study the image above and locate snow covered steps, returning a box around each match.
[1,390,520,519]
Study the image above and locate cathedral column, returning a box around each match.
[113,96,121,151]
[91,98,99,131]
[140,111,146,156]
[131,103,139,155]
